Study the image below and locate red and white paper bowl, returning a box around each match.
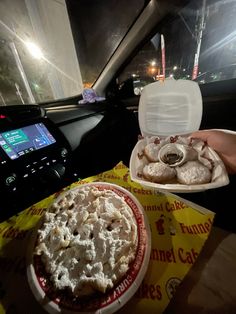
[27,182,151,314]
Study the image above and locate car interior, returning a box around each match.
[1,1,236,314]
[0,0,236,236]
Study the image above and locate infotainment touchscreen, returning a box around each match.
[0,123,56,160]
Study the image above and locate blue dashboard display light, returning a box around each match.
[0,123,56,160]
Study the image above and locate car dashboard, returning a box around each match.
[0,105,75,220]
[0,102,140,221]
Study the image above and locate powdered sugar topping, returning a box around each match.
[35,185,138,297]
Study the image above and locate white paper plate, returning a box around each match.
[27,182,151,314]
[129,136,229,193]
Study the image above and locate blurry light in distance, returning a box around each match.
[169,74,174,78]
[173,66,177,70]
[25,41,43,59]
[151,60,156,66]
[33,83,40,90]
[183,68,186,72]
[150,67,156,73]
[132,73,137,77]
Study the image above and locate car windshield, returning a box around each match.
[1,1,236,106]
[0,0,145,105]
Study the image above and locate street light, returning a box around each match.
[25,41,43,59]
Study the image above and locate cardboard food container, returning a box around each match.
[129,79,229,193]
[27,182,151,314]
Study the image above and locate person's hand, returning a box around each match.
[190,129,236,174]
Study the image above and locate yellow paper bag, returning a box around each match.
[0,162,215,314]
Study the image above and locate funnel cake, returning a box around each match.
[34,185,138,297]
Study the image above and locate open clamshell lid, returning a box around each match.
[138,79,203,137]
[130,79,229,193]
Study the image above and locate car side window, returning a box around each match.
[118,0,236,92]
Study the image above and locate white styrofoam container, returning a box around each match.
[129,79,229,193]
